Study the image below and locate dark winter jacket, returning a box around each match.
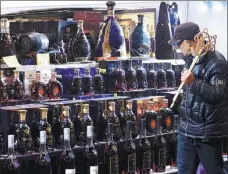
[178,50,228,139]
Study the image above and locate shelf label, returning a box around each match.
[2,55,20,67]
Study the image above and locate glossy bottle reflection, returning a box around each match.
[112,61,127,92]
[2,135,20,174]
[82,68,93,96]
[71,69,82,97]
[137,118,151,174]
[104,123,119,174]
[15,110,33,155]
[126,60,138,90]
[147,64,157,89]
[30,72,47,100]
[59,128,76,174]
[47,72,63,99]
[123,121,137,174]
[93,68,104,94]
[157,64,167,89]
[0,70,8,101]
[35,131,52,174]
[84,126,99,174]
[136,62,148,89]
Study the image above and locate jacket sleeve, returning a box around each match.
[189,58,228,104]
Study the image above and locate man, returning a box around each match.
[168,22,228,174]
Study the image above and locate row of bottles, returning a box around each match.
[110,60,176,92]
[95,1,156,59]
[71,68,104,96]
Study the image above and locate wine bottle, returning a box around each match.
[152,115,166,172]
[84,126,98,174]
[47,72,63,99]
[123,26,130,57]
[106,102,122,142]
[82,68,93,96]
[137,118,151,174]
[123,121,137,174]
[112,61,127,92]
[131,14,151,58]
[93,68,104,94]
[0,70,8,101]
[147,64,157,89]
[136,62,148,89]
[76,104,94,146]
[39,108,54,149]
[59,128,76,174]
[126,60,138,90]
[104,123,119,174]
[157,64,167,89]
[35,131,52,174]
[150,25,156,58]
[2,135,20,174]
[71,69,83,97]
[123,100,138,139]
[30,72,47,100]
[60,106,76,148]
[15,110,33,155]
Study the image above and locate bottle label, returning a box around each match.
[143,150,152,169]
[110,155,119,174]
[128,153,136,172]
[65,169,76,174]
[159,147,166,166]
[90,166,98,174]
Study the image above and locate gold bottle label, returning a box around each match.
[18,110,27,121]
[40,108,48,119]
[82,104,89,114]
[109,102,115,112]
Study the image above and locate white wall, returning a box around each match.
[1,1,227,58]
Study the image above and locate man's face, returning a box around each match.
[179,40,192,56]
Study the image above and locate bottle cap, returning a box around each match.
[87,126,93,138]
[40,131,46,144]
[64,128,70,140]
[8,135,14,148]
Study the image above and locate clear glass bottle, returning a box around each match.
[126,60,138,90]
[71,69,82,97]
[84,126,98,174]
[137,118,151,174]
[35,131,52,174]
[59,128,76,174]
[93,68,104,94]
[47,72,63,99]
[30,72,47,100]
[0,70,8,101]
[82,68,93,96]
[2,135,20,174]
[104,123,119,174]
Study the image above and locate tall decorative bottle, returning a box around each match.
[95,1,126,59]
[150,25,156,58]
[131,14,151,58]
[0,70,8,101]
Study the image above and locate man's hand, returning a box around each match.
[181,69,194,84]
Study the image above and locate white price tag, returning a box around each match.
[65,169,75,174]
[2,55,20,67]
[90,166,98,174]
[36,53,50,65]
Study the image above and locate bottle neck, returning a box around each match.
[117,61,122,69]
[95,69,100,76]
[40,142,47,153]
[75,70,80,77]
[85,71,90,76]
[128,61,133,68]
[126,129,132,141]
[109,110,116,117]
[140,122,146,137]
[107,8,114,17]
[8,146,15,156]
[51,74,56,81]
[64,138,72,151]
[36,74,41,82]
[87,136,94,146]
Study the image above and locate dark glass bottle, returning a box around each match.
[137,118,152,174]
[85,32,95,61]
[95,1,126,58]
[15,110,33,155]
[152,115,166,172]
[0,70,8,101]
[82,68,93,96]
[131,14,151,57]
[59,128,76,174]
[147,64,157,89]
[47,72,63,99]
[158,99,174,133]
[38,108,53,150]
[71,20,91,61]
[76,104,94,146]
[136,62,148,89]
[35,131,52,174]
[126,60,138,90]
[150,25,156,58]
[83,126,99,174]
[2,135,20,174]
[9,70,24,100]
[51,106,62,148]
[166,66,176,88]
[112,61,127,92]
[106,102,122,142]
[104,123,119,174]
[60,106,76,148]
[71,69,82,97]
[30,72,47,100]
[157,64,167,89]
[93,68,104,94]
[141,101,158,135]
[123,121,137,174]
[124,26,130,57]
[123,100,138,139]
